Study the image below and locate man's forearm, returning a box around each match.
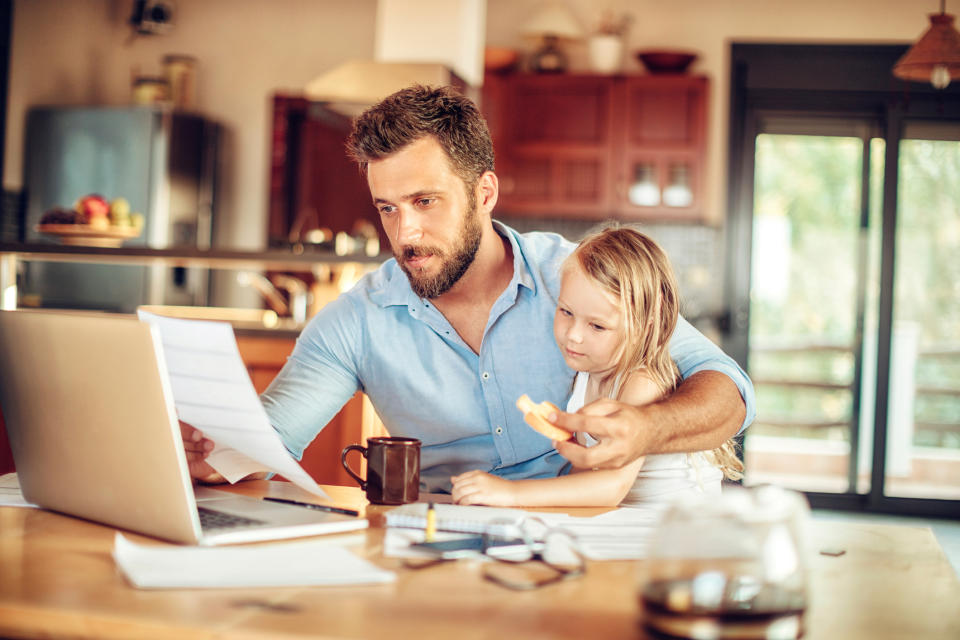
[641,370,745,454]
[552,369,748,469]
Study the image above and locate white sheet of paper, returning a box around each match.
[547,504,667,560]
[0,473,37,508]
[113,533,394,588]
[137,311,328,498]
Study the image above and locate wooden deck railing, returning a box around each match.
[749,344,960,446]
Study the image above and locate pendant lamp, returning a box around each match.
[893,0,960,89]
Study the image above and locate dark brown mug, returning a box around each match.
[340,437,421,505]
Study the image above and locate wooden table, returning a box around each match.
[1,481,958,639]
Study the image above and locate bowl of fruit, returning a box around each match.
[36,194,144,248]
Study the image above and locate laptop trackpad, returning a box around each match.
[194,487,250,502]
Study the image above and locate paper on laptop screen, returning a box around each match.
[138,311,328,499]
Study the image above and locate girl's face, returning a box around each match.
[553,263,625,376]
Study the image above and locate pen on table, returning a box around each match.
[263,497,360,517]
[425,502,437,542]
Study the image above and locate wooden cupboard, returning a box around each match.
[0,413,12,475]
[482,73,708,221]
[267,95,386,249]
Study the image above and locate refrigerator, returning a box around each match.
[20,106,219,312]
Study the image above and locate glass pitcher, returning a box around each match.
[638,484,809,640]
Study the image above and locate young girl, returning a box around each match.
[450,226,743,507]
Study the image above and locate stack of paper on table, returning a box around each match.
[0,473,36,508]
[113,533,394,588]
[385,502,529,536]
[551,505,668,560]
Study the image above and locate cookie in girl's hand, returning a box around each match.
[515,394,572,441]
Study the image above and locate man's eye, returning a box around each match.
[416,198,434,208]
[378,205,396,216]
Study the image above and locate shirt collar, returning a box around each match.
[495,220,537,295]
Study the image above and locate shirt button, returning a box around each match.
[482,372,490,380]
[495,426,503,435]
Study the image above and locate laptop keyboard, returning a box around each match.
[198,506,266,531]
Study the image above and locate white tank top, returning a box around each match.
[566,372,722,506]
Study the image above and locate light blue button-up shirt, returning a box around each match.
[262,222,755,492]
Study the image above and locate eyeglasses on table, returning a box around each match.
[402,516,586,591]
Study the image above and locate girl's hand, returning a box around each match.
[450,470,517,506]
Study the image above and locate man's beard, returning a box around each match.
[396,198,483,299]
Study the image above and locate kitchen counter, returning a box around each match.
[0,241,388,270]
[0,306,306,339]
[0,242,388,323]
[224,318,306,339]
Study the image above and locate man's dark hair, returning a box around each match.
[346,84,495,188]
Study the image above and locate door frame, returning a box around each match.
[725,43,960,517]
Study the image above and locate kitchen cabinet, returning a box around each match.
[482,73,708,221]
[0,412,12,475]
[268,95,386,249]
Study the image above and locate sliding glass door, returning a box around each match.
[741,117,882,496]
[884,123,960,500]
[726,43,960,516]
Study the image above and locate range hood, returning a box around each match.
[305,61,466,116]
[304,0,484,115]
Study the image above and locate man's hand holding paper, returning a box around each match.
[139,311,328,498]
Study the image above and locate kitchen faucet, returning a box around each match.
[271,274,310,323]
[236,271,310,323]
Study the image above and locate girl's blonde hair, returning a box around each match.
[567,224,743,481]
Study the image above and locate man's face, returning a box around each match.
[366,137,482,299]
[553,263,625,377]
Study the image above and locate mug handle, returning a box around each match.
[340,444,368,490]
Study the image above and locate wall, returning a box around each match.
[3,0,930,246]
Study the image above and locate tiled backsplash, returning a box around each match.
[497,216,727,342]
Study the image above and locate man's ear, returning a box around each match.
[477,170,499,214]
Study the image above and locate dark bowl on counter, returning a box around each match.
[636,50,698,74]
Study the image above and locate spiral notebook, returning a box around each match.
[385,502,530,536]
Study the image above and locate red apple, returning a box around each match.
[75,194,110,221]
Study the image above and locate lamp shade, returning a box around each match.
[893,11,960,89]
[523,2,584,40]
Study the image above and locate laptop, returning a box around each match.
[0,310,367,545]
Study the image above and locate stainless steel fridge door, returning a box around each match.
[21,106,215,312]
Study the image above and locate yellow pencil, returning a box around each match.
[425,502,437,542]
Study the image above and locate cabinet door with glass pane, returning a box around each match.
[615,75,707,220]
